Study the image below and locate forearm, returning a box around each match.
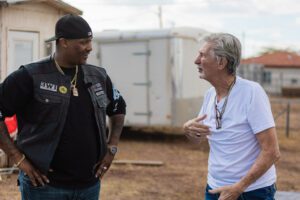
[237,146,280,191]
[107,114,125,145]
[0,121,22,161]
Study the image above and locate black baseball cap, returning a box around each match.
[45,14,92,42]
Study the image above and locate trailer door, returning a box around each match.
[99,41,150,125]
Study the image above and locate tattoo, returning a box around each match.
[108,115,125,144]
[0,121,18,157]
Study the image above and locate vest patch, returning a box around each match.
[91,83,104,96]
[113,86,121,100]
[96,91,104,96]
[59,86,68,94]
[40,81,58,92]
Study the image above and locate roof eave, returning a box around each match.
[45,0,82,15]
[265,65,300,69]
[2,0,82,15]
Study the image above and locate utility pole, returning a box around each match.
[242,31,246,58]
[158,5,163,29]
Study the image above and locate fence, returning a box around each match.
[0,150,18,178]
[271,98,300,137]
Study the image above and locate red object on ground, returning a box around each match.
[4,115,18,135]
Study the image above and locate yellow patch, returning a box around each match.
[59,86,68,94]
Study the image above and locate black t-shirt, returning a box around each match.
[48,66,100,188]
[0,65,126,188]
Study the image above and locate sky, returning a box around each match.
[65,0,300,58]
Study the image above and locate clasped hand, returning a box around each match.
[183,114,211,143]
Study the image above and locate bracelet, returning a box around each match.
[0,110,4,121]
[14,154,26,167]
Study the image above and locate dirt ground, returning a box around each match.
[0,98,299,200]
[0,128,300,200]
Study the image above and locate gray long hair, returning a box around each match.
[203,33,241,75]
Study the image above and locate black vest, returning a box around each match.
[17,56,109,173]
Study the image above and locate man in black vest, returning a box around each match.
[0,14,126,200]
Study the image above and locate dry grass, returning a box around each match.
[0,131,299,200]
[276,131,300,191]
[100,135,209,200]
[102,130,300,200]
[0,97,299,200]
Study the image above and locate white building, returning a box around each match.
[239,51,300,96]
[0,0,81,80]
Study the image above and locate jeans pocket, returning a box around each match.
[205,185,219,200]
[265,184,276,195]
[243,184,276,200]
[19,172,48,190]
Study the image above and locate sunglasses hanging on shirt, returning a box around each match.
[214,77,236,129]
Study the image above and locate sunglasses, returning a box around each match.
[214,77,236,129]
[215,105,222,129]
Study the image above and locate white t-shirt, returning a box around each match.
[199,76,276,192]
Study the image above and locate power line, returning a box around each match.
[158,5,163,28]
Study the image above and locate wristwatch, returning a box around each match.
[108,145,118,155]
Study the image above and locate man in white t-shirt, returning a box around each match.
[183,33,280,200]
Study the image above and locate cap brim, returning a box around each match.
[45,36,57,42]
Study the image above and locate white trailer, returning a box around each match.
[88,27,211,129]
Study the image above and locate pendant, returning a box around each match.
[72,86,79,96]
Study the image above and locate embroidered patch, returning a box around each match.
[113,87,121,100]
[91,83,102,91]
[40,81,58,92]
[59,86,68,94]
[96,91,104,96]
[113,102,119,112]
[91,83,104,96]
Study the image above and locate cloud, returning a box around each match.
[253,0,300,14]
[68,0,177,6]
[296,17,300,25]
[65,0,300,57]
[243,30,300,58]
[161,4,224,30]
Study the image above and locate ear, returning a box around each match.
[217,57,228,70]
[58,38,68,48]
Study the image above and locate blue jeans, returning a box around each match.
[205,184,276,200]
[19,171,100,200]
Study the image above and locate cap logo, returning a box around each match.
[88,32,92,36]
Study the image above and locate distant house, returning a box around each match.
[239,51,300,96]
[0,0,81,80]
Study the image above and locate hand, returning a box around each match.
[209,184,243,200]
[94,151,114,179]
[17,157,49,187]
[183,115,210,143]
